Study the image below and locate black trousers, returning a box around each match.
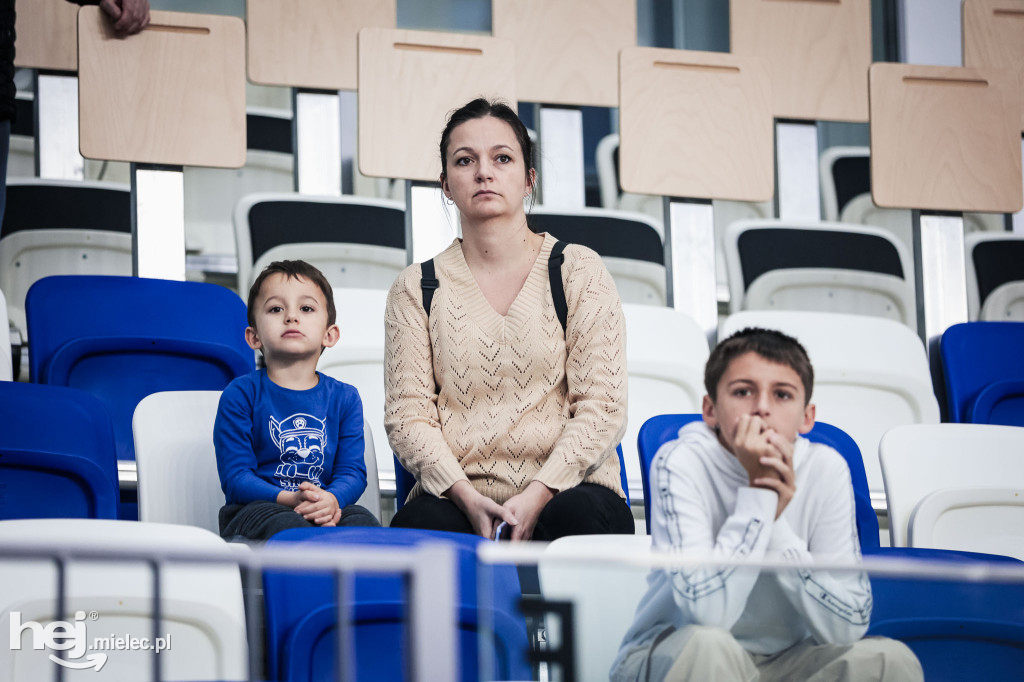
[219,500,380,542]
[389,482,634,541]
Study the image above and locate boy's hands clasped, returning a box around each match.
[278,482,342,526]
[732,414,796,519]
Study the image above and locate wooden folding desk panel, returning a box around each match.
[618,48,774,202]
[77,8,246,169]
[731,0,871,123]
[963,0,1024,132]
[14,0,79,71]
[869,63,1022,213]
[357,28,516,183]
[247,0,396,91]
[491,0,635,108]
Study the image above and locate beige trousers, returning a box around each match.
[639,626,923,682]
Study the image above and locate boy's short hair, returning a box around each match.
[704,327,814,404]
[246,260,336,328]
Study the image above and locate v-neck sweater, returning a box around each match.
[384,233,628,504]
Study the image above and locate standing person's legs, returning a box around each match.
[389,494,477,535]
[532,483,634,541]
[754,637,923,682]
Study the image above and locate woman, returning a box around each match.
[384,98,633,541]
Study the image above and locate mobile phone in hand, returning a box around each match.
[494,521,511,541]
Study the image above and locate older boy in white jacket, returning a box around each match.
[612,328,921,681]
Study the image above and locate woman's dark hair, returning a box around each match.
[439,98,535,187]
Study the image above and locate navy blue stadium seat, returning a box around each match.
[263,526,529,682]
[866,549,1024,682]
[941,321,1024,426]
[26,275,254,463]
[0,382,118,520]
[636,414,879,549]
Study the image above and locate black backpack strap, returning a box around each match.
[420,259,439,316]
[548,240,569,333]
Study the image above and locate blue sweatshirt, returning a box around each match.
[215,370,367,507]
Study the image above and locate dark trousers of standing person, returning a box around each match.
[389,482,634,541]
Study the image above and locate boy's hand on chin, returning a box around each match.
[732,414,779,483]
[753,431,797,519]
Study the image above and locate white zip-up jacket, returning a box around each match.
[613,421,871,676]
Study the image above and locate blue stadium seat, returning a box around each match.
[0,382,118,520]
[637,415,1024,681]
[866,549,1024,682]
[263,527,529,682]
[26,275,254,463]
[393,444,632,511]
[941,321,1024,426]
[636,414,879,549]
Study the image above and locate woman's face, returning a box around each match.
[441,116,534,222]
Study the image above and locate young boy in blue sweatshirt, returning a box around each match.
[215,260,378,541]
[612,328,921,681]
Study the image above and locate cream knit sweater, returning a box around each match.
[384,233,627,504]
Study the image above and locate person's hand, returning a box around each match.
[752,431,797,519]
[501,481,554,541]
[294,482,341,526]
[99,0,151,36]
[731,415,781,484]
[446,481,517,539]
[276,489,302,509]
[319,507,344,527]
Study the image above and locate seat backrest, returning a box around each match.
[0,179,133,337]
[0,519,247,681]
[0,287,11,381]
[528,207,667,306]
[721,310,940,496]
[941,321,1024,424]
[965,232,1024,321]
[234,193,406,294]
[908,487,1024,560]
[818,145,870,222]
[636,414,879,549]
[134,390,382,529]
[621,303,708,500]
[317,287,392,493]
[133,390,225,532]
[0,382,119,520]
[27,275,254,462]
[724,219,916,329]
[980,282,1024,322]
[538,534,653,682]
[264,526,529,682]
[880,423,1024,548]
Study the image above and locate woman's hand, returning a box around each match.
[446,480,518,539]
[501,481,555,541]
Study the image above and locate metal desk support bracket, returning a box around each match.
[774,119,820,221]
[664,197,718,345]
[405,181,460,265]
[130,164,186,281]
[537,105,586,209]
[293,88,348,196]
[34,71,85,181]
[912,210,968,357]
